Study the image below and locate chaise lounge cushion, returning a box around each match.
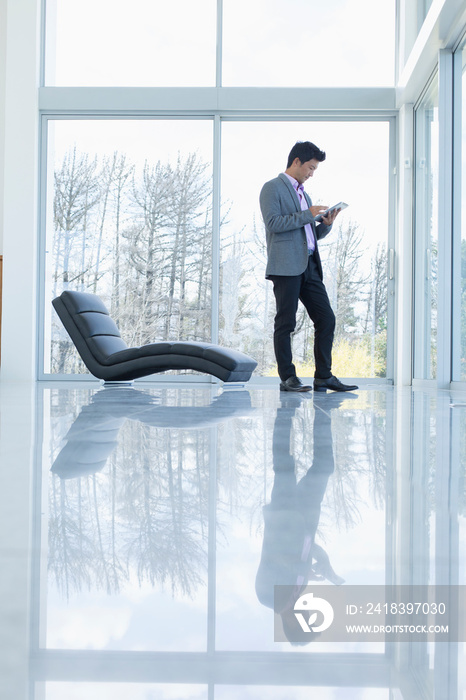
[53,290,257,382]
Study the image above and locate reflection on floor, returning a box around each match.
[0,381,465,699]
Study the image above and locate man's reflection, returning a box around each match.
[256,393,348,640]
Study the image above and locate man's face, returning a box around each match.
[294,158,319,184]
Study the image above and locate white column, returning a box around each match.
[1,0,41,380]
[436,50,454,388]
[394,104,414,385]
[396,0,419,79]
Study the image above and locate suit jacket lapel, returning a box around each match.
[278,173,301,211]
[278,174,318,247]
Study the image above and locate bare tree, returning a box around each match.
[52,147,100,372]
[53,146,100,292]
[109,153,134,317]
[320,221,369,340]
[363,243,388,335]
[122,153,213,344]
[125,160,171,342]
[163,152,212,340]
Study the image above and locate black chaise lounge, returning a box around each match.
[52,290,257,383]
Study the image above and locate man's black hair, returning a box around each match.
[287,141,326,168]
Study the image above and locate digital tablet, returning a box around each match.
[315,202,348,222]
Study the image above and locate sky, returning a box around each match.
[45,0,395,88]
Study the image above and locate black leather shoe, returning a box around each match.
[314,375,358,392]
[280,376,312,392]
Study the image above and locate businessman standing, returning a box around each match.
[259,141,358,393]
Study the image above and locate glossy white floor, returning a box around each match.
[0,379,465,700]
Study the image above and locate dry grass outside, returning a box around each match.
[265,335,386,378]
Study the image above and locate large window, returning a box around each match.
[414,78,439,380]
[44,0,217,87]
[44,0,395,89]
[39,0,396,380]
[219,121,391,378]
[222,0,395,87]
[43,119,213,375]
[453,42,466,381]
[42,118,392,378]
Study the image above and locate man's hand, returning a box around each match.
[309,205,327,218]
[322,207,341,226]
[309,205,341,225]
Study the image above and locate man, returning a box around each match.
[260,141,358,392]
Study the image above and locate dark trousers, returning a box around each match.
[270,254,335,381]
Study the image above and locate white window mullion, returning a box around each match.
[451,46,464,382]
[437,50,454,388]
[216,0,223,89]
[211,115,222,346]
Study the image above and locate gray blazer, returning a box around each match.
[259,173,332,279]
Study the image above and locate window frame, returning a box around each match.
[412,71,439,382]
[37,0,398,382]
[451,36,466,385]
[37,109,397,382]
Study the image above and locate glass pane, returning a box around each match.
[44,0,216,87]
[418,0,434,29]
[454,45,466,380]
[414,78,439,380]
[222,0,395,87]
[220,121,390,378]
[44,119,213,375]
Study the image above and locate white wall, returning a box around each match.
[0,0,40,380]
